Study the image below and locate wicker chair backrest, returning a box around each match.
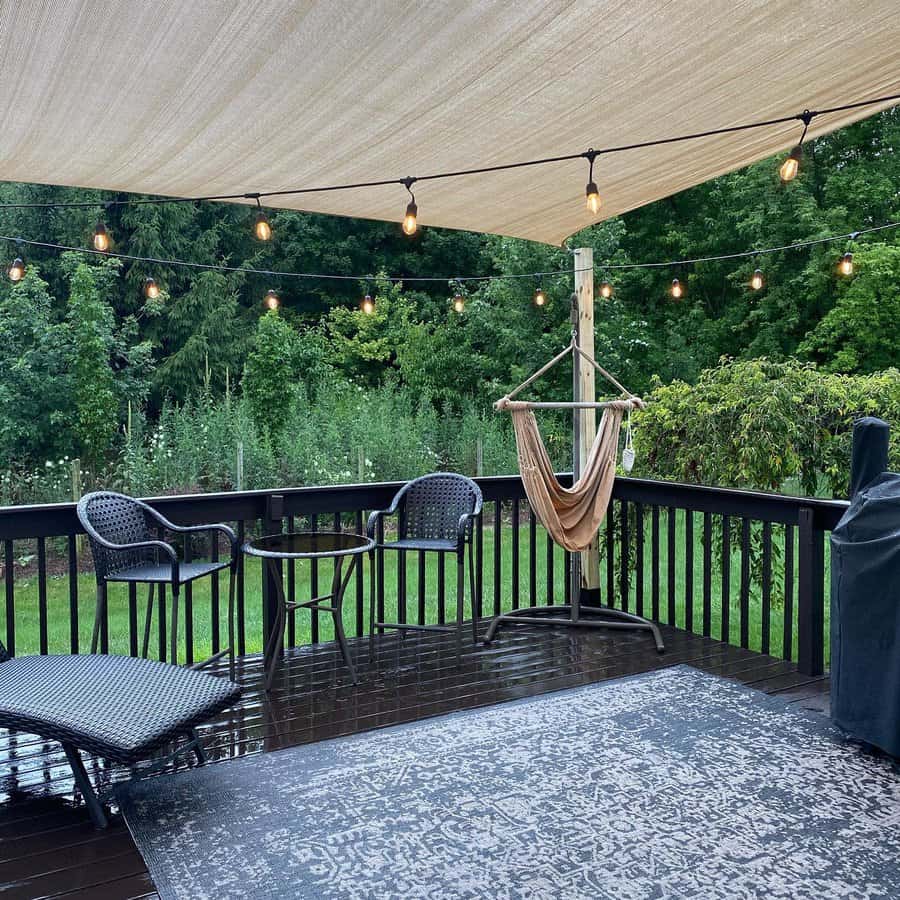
[77,492,160,581]
[399,474,481,542]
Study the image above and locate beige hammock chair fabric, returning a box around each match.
[496,341,643,553]
[503,400,628,552]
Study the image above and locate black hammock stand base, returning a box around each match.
[483,601,665,653]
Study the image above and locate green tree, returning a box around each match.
[242,310,301,437]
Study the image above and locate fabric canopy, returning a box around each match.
[0,1,898,245]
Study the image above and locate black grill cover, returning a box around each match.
[830,417,900,755]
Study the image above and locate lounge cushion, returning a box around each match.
[0,654,241,764]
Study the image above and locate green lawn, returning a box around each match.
[2,514,829,664]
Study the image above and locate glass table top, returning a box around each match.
[242,531,374,558]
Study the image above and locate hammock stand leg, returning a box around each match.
[483,599,665,651]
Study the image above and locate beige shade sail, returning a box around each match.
[0,1,898,246]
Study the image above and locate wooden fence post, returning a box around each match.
[797,506,825,676]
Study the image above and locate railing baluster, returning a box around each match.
[376,516,385,627]
[210,530,221,655]
[236,520,246,657]
[4,540,14,656]
[37,538,48,654]
[546,532,554,606]
[684,510,693,633]
[493,500,502,616]
[635,503,644,618]
[287,514,296,648]
[761,521,772,655]
[417,550,426,625]
[355,509,365,637]
[651,507,660,621]
[666,507,676,625]
[475,512,484,620]
[310,513,319,644]
[740,518,751,649]
[564,549,572,606]
[619,500,629,613]
[528,505,537,608]
[702,512,712,637]
[511,499,520,611]
[721,516,731,644]
[183,535,194,665]
[128,582,138,657]
[783,524,794,660]
[606,502,615,608]
[437,553,446,624]
[157,583,167,662]
[68,535,79,655]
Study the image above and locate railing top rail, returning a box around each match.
[0,474,848,541]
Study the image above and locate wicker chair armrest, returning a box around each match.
[366,492,405,539]
[457,512,479,546]
[91,536,179,583]
[165,522,239,568]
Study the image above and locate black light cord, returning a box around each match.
[0,92,897,212]
[2,221,896,284]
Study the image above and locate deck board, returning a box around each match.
[0,622,830,900]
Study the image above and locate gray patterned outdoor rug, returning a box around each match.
[116,666,900,900]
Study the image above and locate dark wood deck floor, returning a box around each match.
[0,622,829,900]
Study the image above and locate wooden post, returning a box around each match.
[574,247,601,603]
[476,437,484,477]
[71,458,83,558]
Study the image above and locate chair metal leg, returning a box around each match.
[188,728,207,765]
[455,553,464,665]
[368,551,376,637]
[62,744,108,829]
[90,584,106,654]
[468,543,478,645]
[330,556,357,684]
[227,569,236,682]
[170,585,179,666]
[141,583,154,659]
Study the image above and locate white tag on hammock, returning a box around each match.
[622,407,635,472]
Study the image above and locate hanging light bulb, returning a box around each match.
[92,220,109,252]
[670,278,683,299]
[452,293,466,313]
[7,256,25,282]
[779,110,813,183]
[252,197,272,241]
[143,277,160,299]
[264,289,280,310]
[750,269,764,291]
[534,286,546,307]
[839,252,854,276]
[361,293,375,314]
[401,177,418,236]
[599,280,613,299]
[584,150,601,215]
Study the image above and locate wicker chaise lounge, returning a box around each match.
[0,639,241,827]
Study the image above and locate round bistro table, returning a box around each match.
[242,531,374,691]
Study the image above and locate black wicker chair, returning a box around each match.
[77,491,238,680]
[367,473,483,655]
[0,636,241,827]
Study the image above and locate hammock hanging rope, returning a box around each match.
[495,341,644,553]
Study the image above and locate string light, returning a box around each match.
[92,220,109,252]
[252,197,272,241]
[361,293,375,314]
[402,178,418,236]
[750,268,764,290]
[598,280,613,299]
[584,149,601,216]
[670,278,683,299]
[779,110,813,183]
[839,252,854,276]
[143,277,160,299]
[452,293,466,313]
[264,289,280,310]
[7,256,25,282]
[534,285,546,306]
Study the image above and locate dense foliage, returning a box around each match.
[0,109,897,501]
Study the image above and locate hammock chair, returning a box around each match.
[485,337,664,651]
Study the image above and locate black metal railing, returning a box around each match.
[0,476,847,675]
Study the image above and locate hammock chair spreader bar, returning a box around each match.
[485,328,664,652]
